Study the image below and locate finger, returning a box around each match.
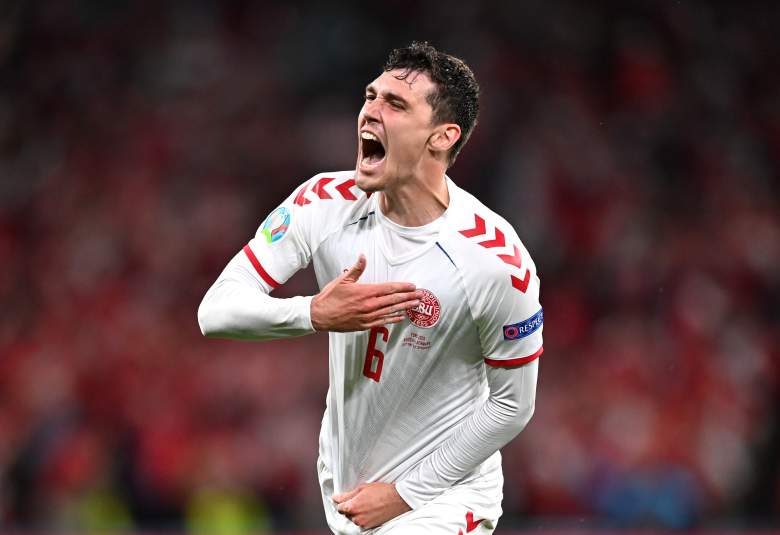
[342,255,367,283]
[363,314,406,329]
[369,300,419,320]
[337,496,361,515]
[370,291,421,310]
[332,487,361,503]
[366,281,417,296]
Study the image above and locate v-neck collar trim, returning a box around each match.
[373,177,457,266]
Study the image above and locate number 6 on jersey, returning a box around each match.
[363,326,389,382]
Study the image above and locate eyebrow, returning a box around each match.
[365,84,410,107]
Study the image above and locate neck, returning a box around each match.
[379,167,450,227]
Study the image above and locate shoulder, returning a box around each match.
[256,170,373,248]
[443,181,538,294]
[290,170,369,211]
[287,170,374,224]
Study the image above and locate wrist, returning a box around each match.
[391,483,411,508]
[293,295,316,333]
[393,480,419,510]
[310,293,325,331]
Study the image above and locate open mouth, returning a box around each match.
[360,131,386,168]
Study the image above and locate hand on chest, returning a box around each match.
[322,226,462,325]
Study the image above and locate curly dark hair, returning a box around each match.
[384,41,480,167]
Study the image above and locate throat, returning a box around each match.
[379,180,450,227]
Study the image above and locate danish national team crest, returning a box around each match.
[407,288,441,328]
[260,207,291,243]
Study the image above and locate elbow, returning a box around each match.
[197,297,220,338]
[498,397,536,436]
[514,400,535,433]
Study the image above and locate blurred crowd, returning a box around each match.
[1,1,778,532]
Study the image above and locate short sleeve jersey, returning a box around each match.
[243,171,543,494]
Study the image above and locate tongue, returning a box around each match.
[363,149,385,165]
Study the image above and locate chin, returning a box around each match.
[355,169,385,193]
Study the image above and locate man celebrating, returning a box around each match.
[198,42,543,534]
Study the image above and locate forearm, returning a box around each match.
[395,360,539,509]
[198,252,314,340]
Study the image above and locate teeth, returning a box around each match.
[361,131,378,141]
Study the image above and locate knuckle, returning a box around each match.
[368,283,383,295]
[380,284,394,294]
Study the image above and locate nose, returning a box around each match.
[361,99,380,124]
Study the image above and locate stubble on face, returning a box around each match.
[355,70,436,193]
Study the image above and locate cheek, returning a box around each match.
[390,126,429,157]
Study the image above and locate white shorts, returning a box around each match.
[318,454,503,535]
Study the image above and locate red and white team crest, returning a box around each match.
[406,288,441,328]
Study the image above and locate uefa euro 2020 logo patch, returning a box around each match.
[260,207,291,244]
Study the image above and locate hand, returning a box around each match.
[311,255,421,332]
[332,482,411,529]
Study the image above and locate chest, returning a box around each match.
[316,221,485,387]
[315,220,467,323]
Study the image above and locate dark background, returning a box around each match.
[1,0,779,532]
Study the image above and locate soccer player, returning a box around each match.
[198,42,543,534]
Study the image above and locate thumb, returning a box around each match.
[342,254,366,283]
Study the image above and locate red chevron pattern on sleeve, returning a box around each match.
[459,213,531,294]
[479,227,505,248]
[293,176,363,206]
[459,214,486,238]
[455,511,486,535]
[310,176,334,199]
[335,178,358,200]
[511,273,531,293]
[293,184,311,206]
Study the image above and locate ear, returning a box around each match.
[428,123,461,153]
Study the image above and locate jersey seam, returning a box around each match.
[446,238,480,347]
[309,204,373,259]
[450,231,527,362]
[435,241,457,267]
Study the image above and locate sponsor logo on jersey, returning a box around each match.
[260,206,291,243]
[406,288,441,328]
[503,308,543,340]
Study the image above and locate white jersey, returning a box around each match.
[242,171,543,532]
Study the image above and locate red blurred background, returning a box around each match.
[1,1,778,532]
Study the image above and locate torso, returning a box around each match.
[313,179,497,492]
